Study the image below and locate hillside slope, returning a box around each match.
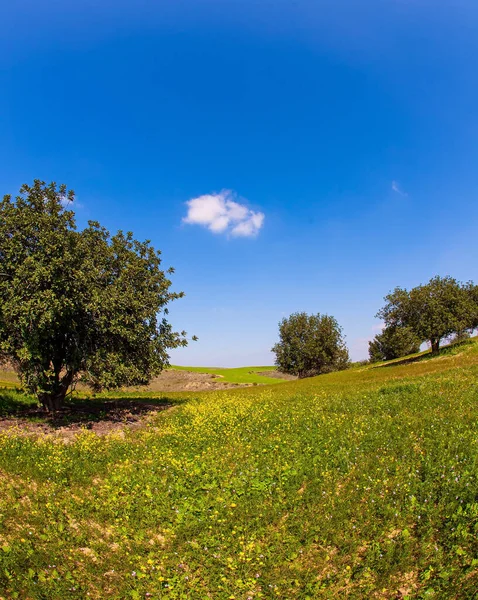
[0,340,477,598]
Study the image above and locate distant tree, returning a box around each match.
[351,359,370,368]
[376,276,475,354]
[0,180,193,411]
[272,312,349,378]
[449,330,471,345]
[368,326,421,363]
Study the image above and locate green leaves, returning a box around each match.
[377,276,478,354]
[369,326,421,362]
[0,180,189,409]
[271,312,349,378]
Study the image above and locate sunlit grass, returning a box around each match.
[0,368,19,390]
[0,340,477,598]
[171,365,284,384]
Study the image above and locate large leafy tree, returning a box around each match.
[272,312,349,378]
[368,326,421,363]
[0,181,192,411]
[376,276,476,354]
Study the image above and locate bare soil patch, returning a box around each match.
[125,369,252,392]
[0,398,173,438]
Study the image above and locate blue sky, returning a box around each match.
[1,0,478,365]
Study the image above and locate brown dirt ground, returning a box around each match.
[0,369,254,439]
[124,369,252,392]
[0,398,173,439]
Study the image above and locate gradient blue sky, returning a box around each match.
[2,0,478,365]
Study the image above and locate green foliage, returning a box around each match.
[0,340,477,598]
[377,275,476,354]
[272,312,349,378]
[0,180,189,410]
[0,389,38,415]
[450,330,471,345]
[369,326,421,362]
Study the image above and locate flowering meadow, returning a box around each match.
[1,341,478,599]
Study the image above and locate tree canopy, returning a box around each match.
[376,276,476,354]
[0,180,192,411]
[271,312,349,378]
[368,326,421,363]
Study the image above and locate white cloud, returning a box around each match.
[391,181,408,196]
[183,190,265,237]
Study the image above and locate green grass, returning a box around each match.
[0,389,39,416]
[0,341,478,598]
[0,368,20,390]
[0,365,284,389]
[171,365,285,384]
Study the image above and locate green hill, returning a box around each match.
[0,339,478,598]
[171,365,285,384]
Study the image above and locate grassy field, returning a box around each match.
[1,340,478,598]
[0,366,285,389]
[0,368,18,390]
[171,365,285,384]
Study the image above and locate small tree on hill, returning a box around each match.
[376,276,475,354]
[368,326,421,363]
[0,180,193,411]
[272,312,349,378]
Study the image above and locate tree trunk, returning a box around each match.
[40,389,67,412]
[39,371,74,412]
[430,339,440,354]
